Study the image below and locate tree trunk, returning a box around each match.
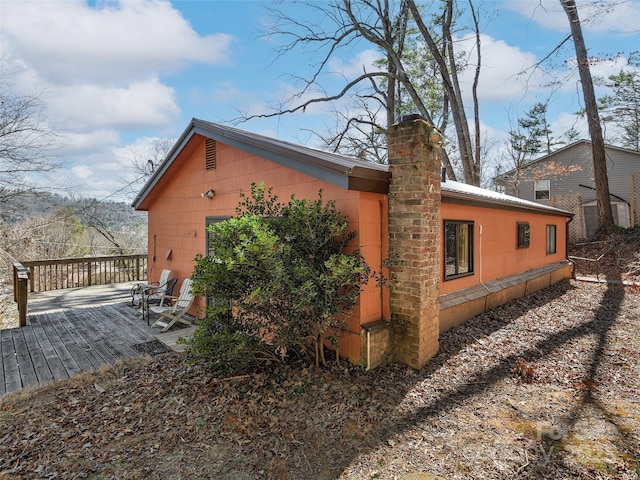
[561,0,614,232]
[407,0,479,185]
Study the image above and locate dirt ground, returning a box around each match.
[1,235,639,479]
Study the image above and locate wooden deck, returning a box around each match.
[1,283,196,397]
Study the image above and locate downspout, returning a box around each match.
[478,224,490,293]
[566,215,575,279]
[367,199,386,372]
[367,330,371,371]
[379,199,389,321]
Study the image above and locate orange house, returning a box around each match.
[133,117,573,369]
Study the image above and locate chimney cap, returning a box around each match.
[399,113,427,123]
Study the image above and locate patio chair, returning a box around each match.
[130,269,173,308]
[150,278,195,333]
[140,277,178,325]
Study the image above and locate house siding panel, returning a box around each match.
[138,120,572,369]
[508,142,640,238]
[517,143,596,203]
[439,201,567,295]
[144,135,387,365]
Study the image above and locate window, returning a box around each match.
[534,179,550,200]
[205,139,216,170]
[546,224,557,254]
[444,220,474,280]
[517,222,530,248]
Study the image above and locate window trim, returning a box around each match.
[534,179,550,200]
[444,220,474,281]
[517,222,531,249]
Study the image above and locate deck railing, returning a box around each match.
[12,262,30,327]
[8,254,147,327]
[18,254,148,293]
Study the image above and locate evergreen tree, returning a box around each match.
[598,54,640,151]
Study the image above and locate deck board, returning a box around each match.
[29,317,72,381]
[12,329,40,389]
[53,309,111,369]
[20,327,54,384]
[0,283,195,397]
[1,330,22,394]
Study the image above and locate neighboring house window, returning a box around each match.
[444,220,474,280]
[534,179,550,200]
[517,222,530,248]
[205,139,216,170]
[546,225,557,254]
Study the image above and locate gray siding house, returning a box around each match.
[495,140,640,240]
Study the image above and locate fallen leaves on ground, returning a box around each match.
[0,238,639,479]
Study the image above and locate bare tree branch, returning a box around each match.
[0,61,60,201]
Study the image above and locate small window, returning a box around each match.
[444,220,474,280]
[517,222,530,248]
[534,179,550,200]
[546,225,557,254]
[205,139,216,170]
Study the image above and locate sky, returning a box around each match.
[1,0,638,202]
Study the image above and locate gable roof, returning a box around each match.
[132,118,570,217]
[132,118,391,209]
[494,139,640,183]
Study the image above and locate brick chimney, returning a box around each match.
[388,115,441,369]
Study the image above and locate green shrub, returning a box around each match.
[180,302,265,375]
[189,183,371,370]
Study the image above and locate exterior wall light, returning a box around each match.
[201,189,215,199]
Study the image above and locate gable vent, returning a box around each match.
[205,139,216,170]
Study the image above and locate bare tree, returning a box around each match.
[0,65,59,202]
[407,0,481,185]
[129,137,175,178]
[245,0,484,184]
[560,0,614,232]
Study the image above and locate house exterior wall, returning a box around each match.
[516,143,640,205]
[138,121,574,370]
[509,142,640,239]
[439,200,568,295]
[142,134,388,365]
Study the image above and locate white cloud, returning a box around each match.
[502,0,640,34]
[240,47,381,124]
[71,165,94,180]
[1,0,232,140]
[1,0,235,85]
[0,0,236,197]
[456,33,544,104]
[550,111,588,139]
[56,130,122,155]
[40,136,166,201]
[47,78,180,131]
[329,49,381,79]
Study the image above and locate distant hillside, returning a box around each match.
[0,191,146,229]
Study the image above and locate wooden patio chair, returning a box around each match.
[150,278,195,333]
[140,277,178,325]
[130,269,173,308]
